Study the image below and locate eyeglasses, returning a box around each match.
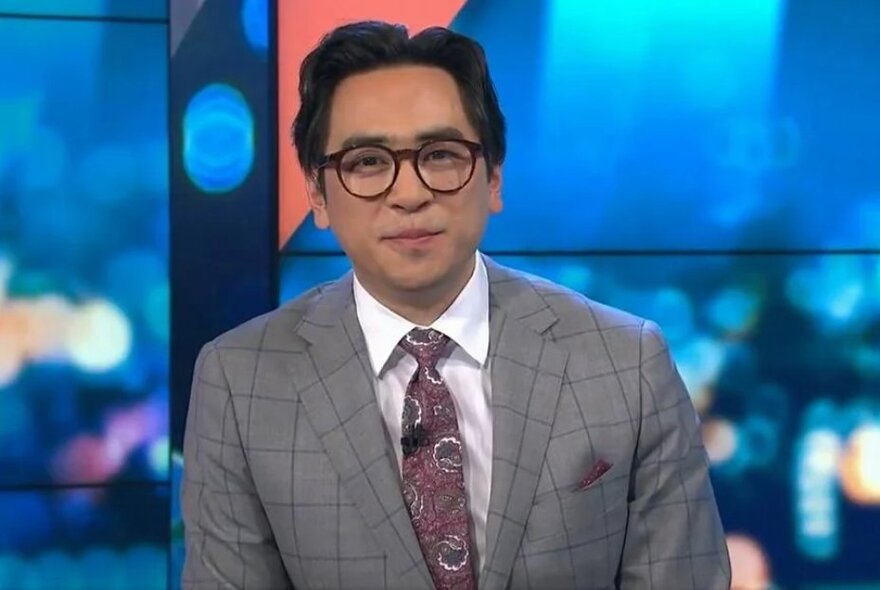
[317,139,484,198]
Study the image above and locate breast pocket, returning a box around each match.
[525,469,628,545]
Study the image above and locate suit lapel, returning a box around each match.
[480,258,569,589]
[290,275,432,589]
[288,259,568,589]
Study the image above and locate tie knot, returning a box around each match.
[399,328,449,367]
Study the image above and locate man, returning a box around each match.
[182,21,731,589]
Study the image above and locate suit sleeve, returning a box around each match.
[616,321,732,589]
[181,342,293,589]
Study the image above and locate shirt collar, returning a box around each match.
[353,252,490,376]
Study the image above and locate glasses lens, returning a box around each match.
[339,146,395,196]
[418,141,475,192]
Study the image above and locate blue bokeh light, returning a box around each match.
[0,0,166,19]
[785,257,874,333]
[707,287,760,334]
[124,545,167,589]
[0,555,24,589]
[21,551,78,590]
[78,144,139,203]
[183,84,254,194]
[144,282,170,344]
[0,392,32,441]
[747,383,791,430]
[80,549,124,588]
[0,545,167,590]
[645,288,694,344]
[795,428,841,561]
[104,250,166,313]
[241,0,269,53]
[21,126,67,190]
[740,415,780,468]
[557,264,593,294]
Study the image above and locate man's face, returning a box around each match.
[308,65,502,301]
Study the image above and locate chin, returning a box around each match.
[386,272,443,293]
[382,262,449,292]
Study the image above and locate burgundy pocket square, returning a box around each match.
[575,459,613,491]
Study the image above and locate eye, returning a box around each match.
[355,155,383,167]
[341,148,393,173]
[420,141,471,167]
[425,149,456,161]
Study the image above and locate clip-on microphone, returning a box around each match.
[401,423,428,457]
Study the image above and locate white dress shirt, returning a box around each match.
[352,252,493,576]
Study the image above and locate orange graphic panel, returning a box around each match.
[277,0,467,249]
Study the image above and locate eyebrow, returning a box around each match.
[338,126,467,151]
[416,126,466,143]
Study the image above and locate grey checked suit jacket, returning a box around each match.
[182,256,731,589]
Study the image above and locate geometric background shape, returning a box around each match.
[277,0,466,249]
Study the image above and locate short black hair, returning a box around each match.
[291,20,506,176]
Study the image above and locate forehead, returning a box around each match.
[325,65,477,149]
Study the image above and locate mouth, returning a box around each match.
[383,229,443,247]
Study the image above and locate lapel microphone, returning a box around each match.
[401,423,428,457]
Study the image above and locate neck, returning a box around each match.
[359,257,476,326]
[383,289,459,326]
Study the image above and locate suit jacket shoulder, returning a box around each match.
[210,279,340,351]
[485,259,650,354]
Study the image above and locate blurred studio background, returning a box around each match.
[0,0,878,588]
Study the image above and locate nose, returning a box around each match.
[385,157,433,211]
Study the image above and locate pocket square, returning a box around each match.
[575,459,613,491]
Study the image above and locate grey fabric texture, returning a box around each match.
[182,255,731,589]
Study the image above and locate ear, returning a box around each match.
[487,164,503,214]
[307,173,330,229]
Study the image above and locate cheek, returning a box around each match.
[454,189,492,226]
[438,200,488,253]
[326,198,376,242]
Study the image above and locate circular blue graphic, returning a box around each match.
[242,0,268,53]
[183,83,254,193]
